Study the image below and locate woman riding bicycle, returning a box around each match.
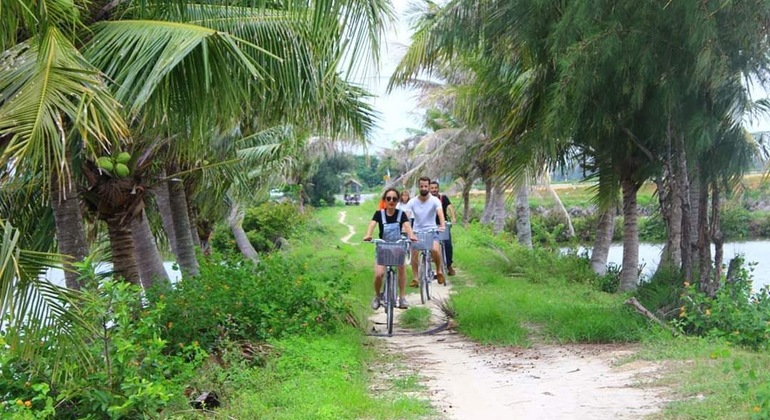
[363,188,418,309]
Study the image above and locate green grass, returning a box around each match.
[198,203,433,420]
[399,307,431,330]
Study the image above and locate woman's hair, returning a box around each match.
[378,188,399,209]
[381,188,400,200]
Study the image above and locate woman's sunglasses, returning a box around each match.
[384,196,399,202]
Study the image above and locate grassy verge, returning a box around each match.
[205,203,432,419]
[444,221,770,419]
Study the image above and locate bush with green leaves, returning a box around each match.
[674,259,770,350]
[147,252,352,352]
[1,279,205,419]
[211,201,306,254]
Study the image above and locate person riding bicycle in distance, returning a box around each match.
[363,188,418,309]
[404,177,447,287]
[430,180,457,276]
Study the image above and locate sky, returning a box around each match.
[357,0,423,153]
[358,1,770,154]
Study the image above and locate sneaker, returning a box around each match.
[398,298,409,309]
[410,279,419,288]
[371,295,382,310]
[448,266,456,276]
[436,273,445,285]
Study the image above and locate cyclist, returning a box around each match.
[430,180,457,276]
[403,177,446,287]
[363,188,418,309]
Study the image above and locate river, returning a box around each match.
[599,241,770,291]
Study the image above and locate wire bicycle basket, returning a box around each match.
[375,241,408,266]
[413,231,435,250]
[438,223,452,241]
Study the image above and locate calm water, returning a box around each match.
[600,241,770,291]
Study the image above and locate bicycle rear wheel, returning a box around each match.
[420,252,431,303]
[385,269,396,335]
[440,241,448,286]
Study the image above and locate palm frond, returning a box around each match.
[0,28,128,190]
[0,220,95,381]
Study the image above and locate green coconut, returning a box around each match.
[115,152,131,164]
[114,163,130,177]
[97,157,114,172]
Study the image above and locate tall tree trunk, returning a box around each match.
[683,161,698,283]
[618,177,641,292]
[131,212,170,288]
[50,172,88,290]
[656,133,683,274]
[491,184,507,234]
[461,178,472,227]
[185,183,202,248]
[697,180,715,296]
[228,203,259,263]
[105,214,141,285]
[480,179,494,225]
[514,180,532,248]
[590,208,616,275]
[168,177,199,277]
[711,184,723,284]
[152,178,177,255]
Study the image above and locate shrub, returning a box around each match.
[674,258,770,350]
[0,279,205,419]
[211,201,306,254]
[147,252,352,353]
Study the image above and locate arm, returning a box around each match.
[447,204,457,224]
[436,207,446,231]
[401,213,418,241]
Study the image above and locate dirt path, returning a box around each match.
[339,211,669,419]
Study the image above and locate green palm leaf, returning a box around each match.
[0,27,127,187]
[0,220,94,381]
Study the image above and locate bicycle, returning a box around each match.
[437,222,452,283]
[370,238,408,336]
[413,229,438,304]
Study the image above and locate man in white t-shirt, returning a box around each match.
[404,177,447,286]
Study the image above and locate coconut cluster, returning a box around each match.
[96,152,132,177]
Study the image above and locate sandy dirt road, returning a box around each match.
[340,210,670,419]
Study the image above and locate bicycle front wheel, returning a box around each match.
[420,252,431,303]
[385,270,396,335]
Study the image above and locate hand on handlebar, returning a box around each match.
[363,236,372,242]
[438,225,446,232]
[408,234,418,242]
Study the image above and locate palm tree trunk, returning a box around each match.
[480,180,494,225]
[491,184,507,234]
[461,178,472,227]
[679,137,695,283]
[711,184,723,285]
[152,178,177,255]
[105,214,141,285]
[697,181,715,296]
[590,208,616,275]
[228,203,259,263]
[515,180,532,248]
[50,173,88,290]
[618,177,641,292]
[131,212,170,288]
[168,178,199,277]
[185,183,202,248]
